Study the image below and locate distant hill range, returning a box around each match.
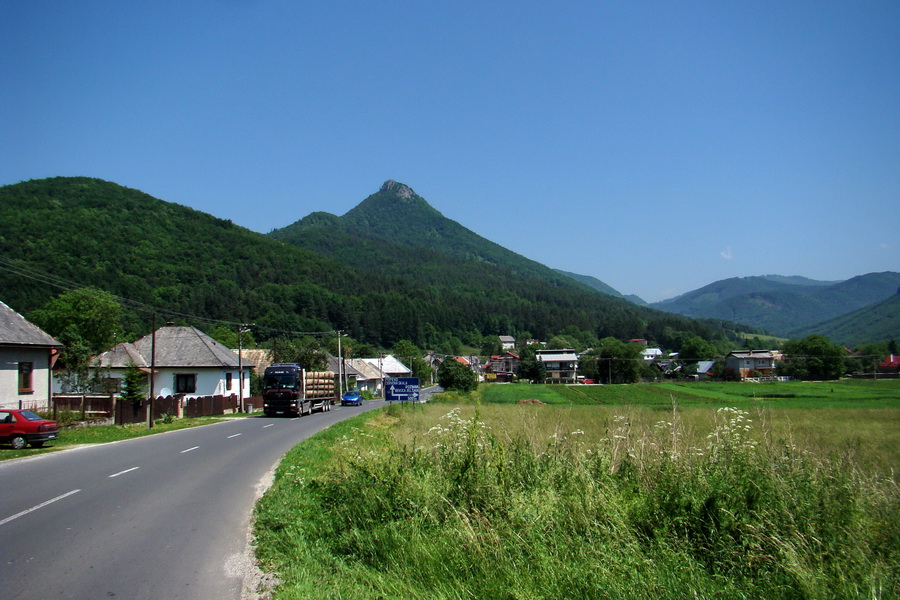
[787,292,900,347]
[650,273,900,343]
[0,177,745,350]
[553,270,647,305]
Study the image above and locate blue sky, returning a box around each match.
[3,1,898,302]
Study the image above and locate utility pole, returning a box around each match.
[148,314,156,429]
[337,330,344,398]
[238,324,252,412]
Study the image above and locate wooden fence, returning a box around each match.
[53,393,243,425]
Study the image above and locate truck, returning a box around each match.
[262,364,335,417]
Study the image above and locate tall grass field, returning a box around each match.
[253,380,900,599]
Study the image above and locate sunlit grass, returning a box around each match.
[254,385,900,599]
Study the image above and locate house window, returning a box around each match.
[18,362,33,394]
[744,360,752,367]
[175,373,196,394]
[226,372,233,391]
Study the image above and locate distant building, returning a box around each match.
[0,300,63,410]
[484,351,520,382]
[725,350,777,380]
[695,360,716,380]
[642,347,663,362]
[361,355,411,378]
[498,336,516,351]
[536,349,578,382]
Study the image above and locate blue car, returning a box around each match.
[340,390,362,406]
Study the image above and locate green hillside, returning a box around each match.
[652,273,900,337]
[789,292,900,346]
[270,180,749,348]
[0,177,748,352]
[554,269,647,305]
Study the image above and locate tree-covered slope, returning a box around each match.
[272,180,578,285]
[0,177,366,336]
[0,177,749,351]
[269,180,749,347]
[554,269,647,305]
[788,292,900,346]
[651,273,900,336]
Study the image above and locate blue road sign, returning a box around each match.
[386,377,420,402]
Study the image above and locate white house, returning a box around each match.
[0,300,63,410]
[91,324,253,400]
[536,348,578,382]
[642,347,663,362]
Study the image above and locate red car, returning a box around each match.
[0,409,59,449]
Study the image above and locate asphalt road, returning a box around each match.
[0,400,386,600]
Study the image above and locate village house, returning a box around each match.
[536,348,578,382]
[499,335,516,351]
[642,347,663,362]
[484,351,520,382]
[0,300,63,410]
[90,324,253,399]
[725,350,777,380]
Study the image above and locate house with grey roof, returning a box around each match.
[91,324,253,400]
[536,348,578,382]
[499,336,516,351]
[0,300,63,410]
[726,350,777,380]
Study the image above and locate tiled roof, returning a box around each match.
[95,326,250,369]
[0,300,62,348]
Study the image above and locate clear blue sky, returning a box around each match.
[3,1,898,302]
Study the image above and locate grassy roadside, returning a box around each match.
[254,381,900,599]
[0,413,243,462]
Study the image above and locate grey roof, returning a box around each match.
[348,358,387,380]
[0,300,62,348]
[326,354,366,379]
[361,355,411,376]
[697,360,716,374]
[728,350,775,359]
[95,326,251,369]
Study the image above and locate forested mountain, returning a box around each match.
[787,292,900,347]
[268,180,749,350]
[0,176,761,353]
[554,269,647,305]
[651,273,900,337]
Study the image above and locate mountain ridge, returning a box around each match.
[0,177,746,351]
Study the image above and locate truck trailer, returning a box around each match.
[262,364,335,417]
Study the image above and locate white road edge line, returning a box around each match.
[0,489,81,527]
[181,446,200,453]
[227,433,242,439]
[109,467,140,478]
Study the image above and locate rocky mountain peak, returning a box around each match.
[380,180,415,199]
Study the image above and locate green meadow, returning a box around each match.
[254,379,900,599]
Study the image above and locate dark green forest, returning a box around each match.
[0,177,753,354]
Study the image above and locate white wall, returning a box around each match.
[0,347,53,410]
[150,367,252,399]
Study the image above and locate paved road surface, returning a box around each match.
[0,400,385,600]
